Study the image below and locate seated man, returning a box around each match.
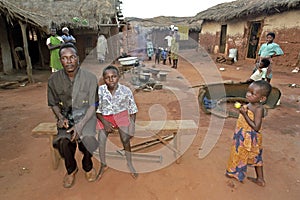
[48,43,98,188]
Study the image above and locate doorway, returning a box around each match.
[247,22,261,59]
[219,25,227,54]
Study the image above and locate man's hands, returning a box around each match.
[57,118,69,129]
[67,123,84,142]
[56,118,77,142]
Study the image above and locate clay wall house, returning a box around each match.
[190,0,300,66]
[121,16,201,56]
[0,0,123,82]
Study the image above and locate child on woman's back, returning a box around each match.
[225,80,272,187]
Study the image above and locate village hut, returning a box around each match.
[0,0,49,82]
[190,0,300,66]
[122,16,202,55]
[0,0,123,82]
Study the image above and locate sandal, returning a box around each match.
[63,167,78,188]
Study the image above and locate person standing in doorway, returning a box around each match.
[248,35,258,58]
[46,28,64,72]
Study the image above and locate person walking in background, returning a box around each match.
[257,32,283,83]
[171,27,179,69]
[146,38,154,61]
[161,48,168,65]
[164,32,173,65]
[154,46,161,64]
[225,80,272,187]
[96,65,138,180]
[164,32,173,51]
[46,28,64,72]
[96,34,108,63]
[48,43,99,188]
[61,27,76,44]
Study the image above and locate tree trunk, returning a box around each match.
[19,21,34,83]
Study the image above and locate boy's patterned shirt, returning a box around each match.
[97,83,138,115]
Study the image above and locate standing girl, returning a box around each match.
[225,80,272,186]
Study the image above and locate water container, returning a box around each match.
[229,49,238,62]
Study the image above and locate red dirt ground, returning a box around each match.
[0,50,299,200]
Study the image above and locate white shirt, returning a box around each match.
[96,83,138,115]
[250,68,267,81]
[164,35,172,47]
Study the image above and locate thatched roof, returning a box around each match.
[0,0,48,33]
[190,0,300,23]
[126,16,202,31]
[8,0,117,31]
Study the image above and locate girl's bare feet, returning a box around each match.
[247,177,265,187]
[225,173,244,183]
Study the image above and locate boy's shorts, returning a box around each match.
[96,110,130,130]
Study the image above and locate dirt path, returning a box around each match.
[0,50,299,200]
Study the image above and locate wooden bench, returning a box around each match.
[31,123,61,170]
[135,120,198,163]
[32,120,198,169]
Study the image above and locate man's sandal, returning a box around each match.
[63,167,78,188]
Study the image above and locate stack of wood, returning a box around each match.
[216,56,226,63]
[137,82,163,92]
[216,55,234,65]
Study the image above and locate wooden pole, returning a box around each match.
[19,21,34,83]
[0,16,14,74]
[37,31,46,68]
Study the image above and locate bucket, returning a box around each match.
[159,72,168,81]
[151,70,159,79]
[139,73,151,82]
[229,49,238,62]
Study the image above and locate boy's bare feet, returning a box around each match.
[247,177,266,187]
[127,163,138,179]
[97,163,108,181]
